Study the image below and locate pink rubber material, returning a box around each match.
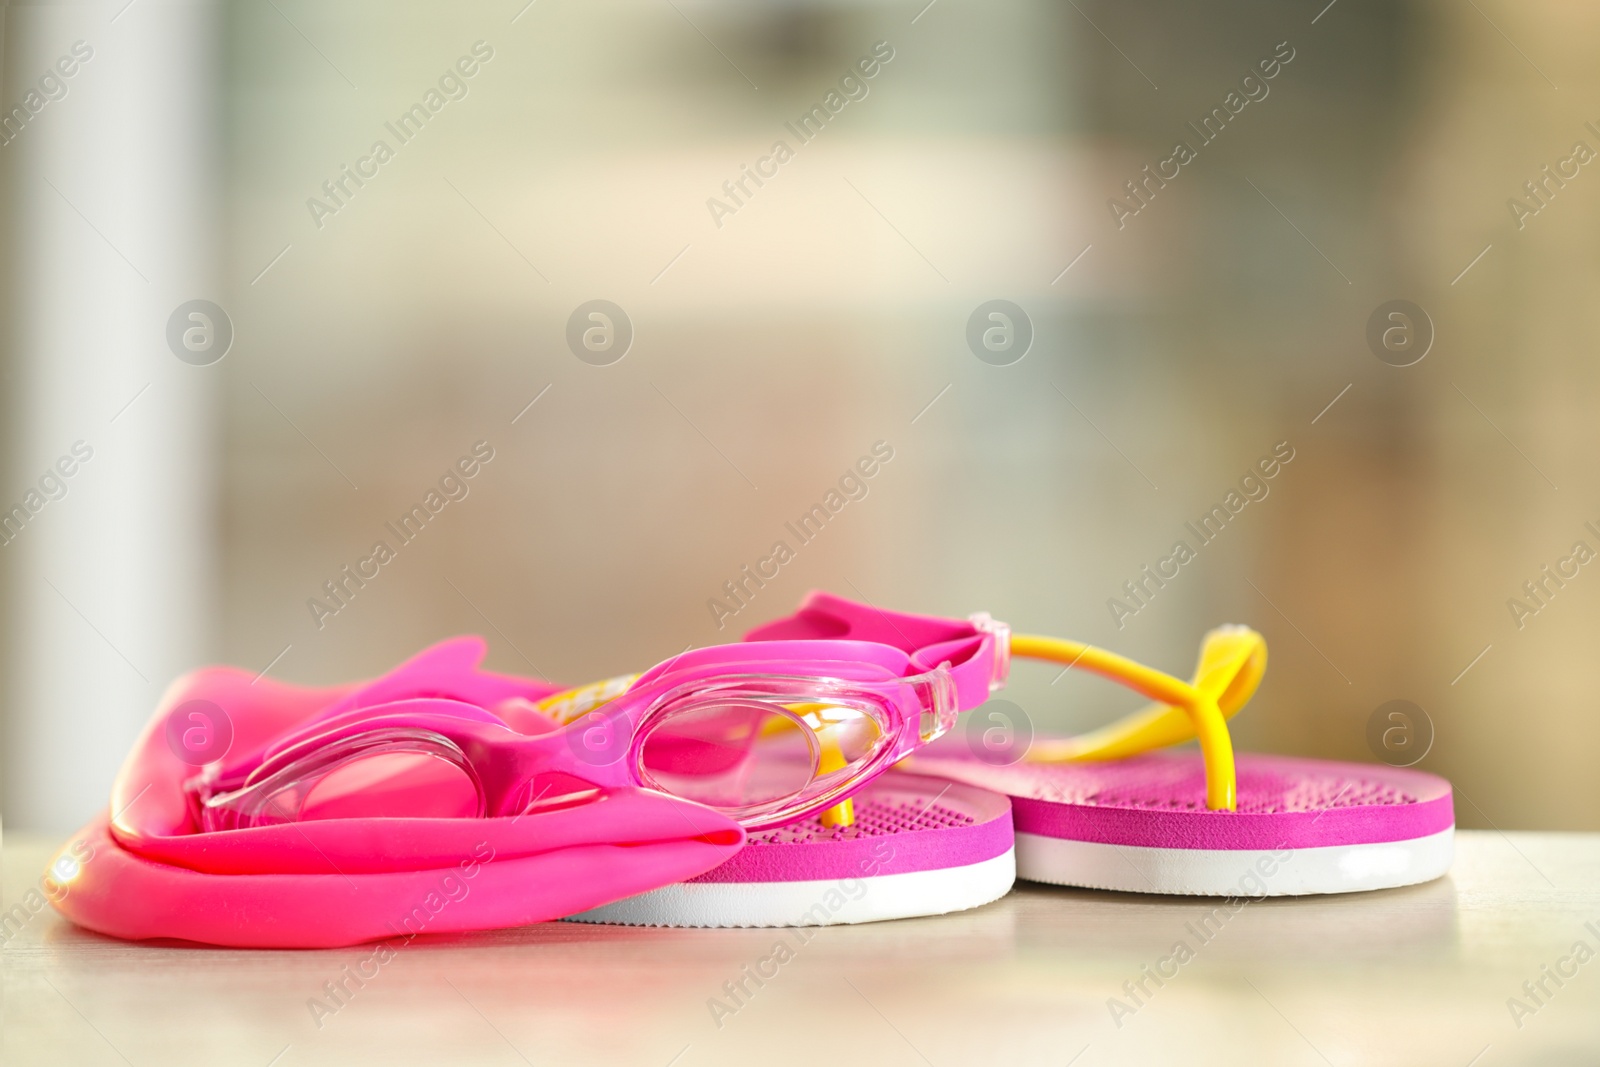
[52,813,739,949]
[688,772,1013,884]
[745,591,1000,710]
[911,751,1454,851]
[52,640,745,948]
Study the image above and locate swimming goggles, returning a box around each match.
[745,592,1267,812]
[186,609,1008,834]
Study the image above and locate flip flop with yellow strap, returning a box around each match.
[748,593,1453,897]
[912,620,1454,896]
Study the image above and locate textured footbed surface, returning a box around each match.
[687,771,1014,883]
[910,751,1454,851]
[743,791,978,843]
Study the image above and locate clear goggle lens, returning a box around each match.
[634,678,911,829]
[194,728,486,832]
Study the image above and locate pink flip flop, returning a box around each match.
[567,770,1015,927]
[912,750,1454,896]
[746,592,1455,897]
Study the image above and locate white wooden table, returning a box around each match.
[4,831,1597,1066]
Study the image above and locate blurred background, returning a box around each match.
[2,0,1596,835]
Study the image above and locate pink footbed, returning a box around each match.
[748,796,978,844]
[687,772,1013,884]
[909,751,1453,851]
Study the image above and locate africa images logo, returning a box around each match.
[305,41,495,230]
[703,41,895,229]
[1107,441,1295,628]
[0,40,93,150]
[1106,41,1296,230]
[707,441,894,629]
[306,441,495,629]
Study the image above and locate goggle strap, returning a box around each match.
[747,592,1001,706]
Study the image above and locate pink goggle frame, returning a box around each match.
[188,595,1008,833]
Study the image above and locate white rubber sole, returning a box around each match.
[565,848,1017,928]
[1015,826,1455,896]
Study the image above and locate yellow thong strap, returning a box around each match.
[1012,626,1267,812]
